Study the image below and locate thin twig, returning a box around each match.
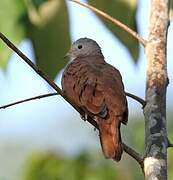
[125,92,146,107]
[122,143,144,168]
[167,138,173,148]
[168,143,173,148]
[0,32,143,167]
[69,0,147,46]
[0,93,57,109]
[0,92,145,109]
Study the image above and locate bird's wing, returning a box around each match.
[62,56,128,123]
[100,64,128,124]
[78,73,106,115]
[62,57,106,116]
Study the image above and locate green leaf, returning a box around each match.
[26,0,71,80]
[0,0,26,68]
[88,0,139,62]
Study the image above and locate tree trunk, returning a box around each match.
[143,0,169,179]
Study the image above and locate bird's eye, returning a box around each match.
[78,45,83,49]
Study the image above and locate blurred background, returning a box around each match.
[0,0,173,179]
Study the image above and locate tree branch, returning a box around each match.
[0,31,143,167]
[168,143,173,148]
[143,0,169,179]
[122,143,144,169]
[167,138,173,148]
[0,92,145,109]
[0,93,57,109]
[69,0,147,47]
[125,92,146,107]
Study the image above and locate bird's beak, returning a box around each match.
[64,53,69,59]
[64,50,71,59]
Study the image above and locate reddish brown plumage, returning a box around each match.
[62,53,128,161]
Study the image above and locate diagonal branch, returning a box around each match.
[69,0,147,46]
[122,143,144,169]
[0,32,143,167]
[81,113,144,167]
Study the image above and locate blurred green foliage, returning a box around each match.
[88,0,139,62]
[0,0,26,68]
[0,0,71,80]
[0,0,141,80]
[21,119,144,180]
[21,118,173,180]
[22,152,118,180]
[26,0,71,80]
[1,0,173,78]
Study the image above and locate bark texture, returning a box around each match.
[144,0,169,179]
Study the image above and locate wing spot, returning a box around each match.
[73,84,76,90]
[83,84,87,91]
[79,76,89,102]
[79,89,83,102]
[77,79,80,85]
[83,77,89,84]
[93,79,98,96]
[78,66,83,73]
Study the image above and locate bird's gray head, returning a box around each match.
[67,38,103,60]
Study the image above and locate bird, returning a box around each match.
[61,38,128,161]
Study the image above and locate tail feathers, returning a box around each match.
[98,117,122,161]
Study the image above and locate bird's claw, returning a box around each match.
[93,116,98,122]
[80,113,88,121]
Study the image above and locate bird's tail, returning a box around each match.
[98,116,123,161]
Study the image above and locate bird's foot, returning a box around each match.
[80,113,88,121]
[93,116,98,122]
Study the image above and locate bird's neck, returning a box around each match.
[73,54,105,63]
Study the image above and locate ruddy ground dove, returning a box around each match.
[61,38,128,161]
